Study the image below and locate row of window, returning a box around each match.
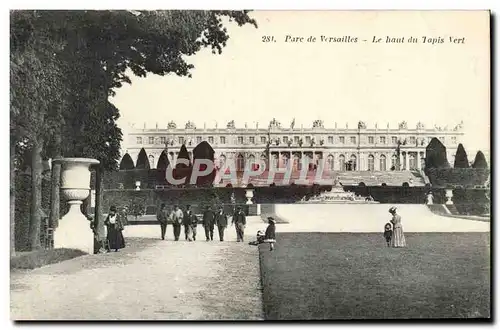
[135,135,456,146]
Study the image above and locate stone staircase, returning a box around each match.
[336,170,425,186]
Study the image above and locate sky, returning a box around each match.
[110,10,490,154]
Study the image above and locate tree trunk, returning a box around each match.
[49,132,62,230]
[29,139,43,250]
[94,168,104,249]
[10,142,16,257]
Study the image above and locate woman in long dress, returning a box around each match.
[389,207,406,248]
[104,206,126,252]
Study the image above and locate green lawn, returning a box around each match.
[259,232,490,320]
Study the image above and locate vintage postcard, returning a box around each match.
[10,10,490,320]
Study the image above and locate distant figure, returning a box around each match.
[389,207,407,248]
[203,206,216,241]
[183,205,198,241]
[215,206,228,241]
[171,205,183,241]
[156,203,168,240]
[426,192,434,205]
[383,222,393,247]
[409,178,414,187]
[232,206,246,242]
[264,217,277,251]
[104,206,126,252]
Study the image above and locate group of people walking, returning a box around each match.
[156,204,248,242]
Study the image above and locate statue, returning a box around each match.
[227,120,235,129]
[398,121,408,129]
[185,121,196,129]
[416,122,425,130]
[358,121,366,129]
[454,120,464,131]
[313,120,324,128]
[269,118,281,129]
[167,121,177,129]
[245,122,247,129]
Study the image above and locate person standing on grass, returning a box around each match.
[232,206,246,242]
[157,203,169,240]
[203,205,216,241]
[104,206,126,252]
[215,206,228,241]
[389,207,407,248]
[171,205,183,241]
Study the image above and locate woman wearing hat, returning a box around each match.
[264,217,277,251]
[389,207,406,248]
[104,206,126,252]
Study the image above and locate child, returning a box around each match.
[248,217,277,251]
[249,230,266,246]
[383,222,393,247]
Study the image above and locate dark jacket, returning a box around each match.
[183,209,197,226]
[215,211,228,227]
[232,210,246,225]
[265,223,276,240]
[157,208,168,224]
[202,210,216,227]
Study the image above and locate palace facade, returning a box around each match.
[121,119,465,172]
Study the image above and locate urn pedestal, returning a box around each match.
[53,158,100,254]
[445,189,454,205]
[245,189,254,205]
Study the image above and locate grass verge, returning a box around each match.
[259,232,490,320]
[11,249,87,270]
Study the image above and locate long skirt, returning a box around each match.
[391,226,406,248]
[107,226,125,250]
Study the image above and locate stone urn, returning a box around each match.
[53,158,100,254]
[245,189,254,204]
[445,189,454,205]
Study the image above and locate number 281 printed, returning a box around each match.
[262,36,276,42]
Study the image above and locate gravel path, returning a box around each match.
[11,219,264,320]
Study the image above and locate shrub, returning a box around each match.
[472,151,488,169]
[11,248,87,270]
[135,148,150,169]
[453,144,469,168]
[119,153,135,170]
[425,138,450,173]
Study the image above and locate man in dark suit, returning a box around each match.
[214,206,228,242]
[232,206,246,242]
[183,205,198,241]
[203,206,216,241]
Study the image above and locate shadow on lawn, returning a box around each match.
[259,232,490,320]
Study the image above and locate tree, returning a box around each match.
[10,10,257,251]
[453,144,469,168]
[425,138,450,173]
[472,151,488,169]
[119,153,135,170]
[192,141,215,186]
[156,150,170,170]
[136,148,150,169]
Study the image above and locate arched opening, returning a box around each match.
[379,155,387,171]
[293,153,301,171]
[391,154,398,169]
[367,154,375,171]
[236,154,245,171]
[339,154,345,171]
[148,155,155,169]
[246,154,256,171]
[327,154,334,171]
[359,182,366,187]
[409,153,417,170]
[381,183,387,187]
[402,182,409,187]
[347,154,357,171]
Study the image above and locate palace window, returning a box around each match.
[328,136,334,144]
[368,154,375,171]
[440,136,445,143]
[220,136,226,144]
[196,136,202,144]
[160,136,166,145]
[305,136,311,144]
[392,136,398,144]
[237,136,244,144]
[282,136,288,144]
[261,136,267,144]
[249,136,255,144]
[294,136,300,144]
[350,136,356,144]
[410,136,416,145]
[451,136,457,144]
[149,137,155,144]
[178,137,185,145]
[380,155,387,171]
[136,137,143,144]
[368,136,374,144]
[380,136,386,144]
[339,136,345,144]
[208,136,214,144]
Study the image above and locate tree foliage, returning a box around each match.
[156,150,170,169]
[425,138,450,173]
[453,144,469,168]
[472,151,488,169]
[135,148,150,170]
[176,144,191,169]
[119,153,135,170]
